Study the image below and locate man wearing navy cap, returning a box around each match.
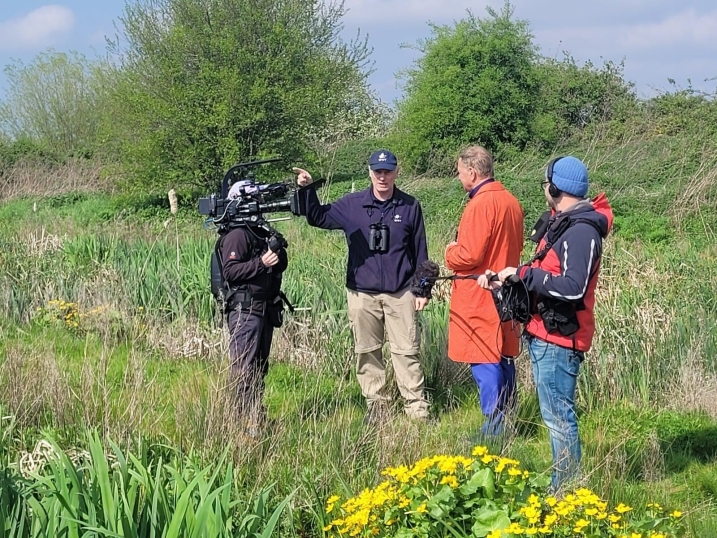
[293,150,431,423]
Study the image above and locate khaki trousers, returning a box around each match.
[346,287,430,419]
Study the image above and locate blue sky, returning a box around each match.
[2,1,717,105]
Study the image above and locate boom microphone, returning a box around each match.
[411,260,441,298]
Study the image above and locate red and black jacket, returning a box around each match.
[519,194,613,351]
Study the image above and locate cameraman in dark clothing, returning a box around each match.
[219,200,288,434]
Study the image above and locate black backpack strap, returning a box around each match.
[278,290,295,313]
[528,217,603,265]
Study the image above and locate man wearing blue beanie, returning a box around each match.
[478,156,613,492]
[549,156,590,197]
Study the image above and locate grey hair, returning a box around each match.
[458,146,494,177]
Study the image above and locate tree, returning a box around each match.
[0,51,104,158]
[533,56,636,146]
[393,3,540,174]
[105,0,375,192]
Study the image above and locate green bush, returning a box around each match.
[105,0,376,193]
[1,434,294,537]
[534,56,637,146]
[394,3,540,174]
[0,51,104,159]
[0,136,63,168]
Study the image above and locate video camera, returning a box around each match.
[200,157,323,306]
[198,157,321,231]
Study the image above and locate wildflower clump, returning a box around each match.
[323,446,685,537]
[35,300,110,334]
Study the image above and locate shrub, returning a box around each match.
[324,446,685,537]
[105,0,376,193]
[394,3,540,174]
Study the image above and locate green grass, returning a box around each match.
[2,123,717,534]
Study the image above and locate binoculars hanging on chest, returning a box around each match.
[368,222,390,253]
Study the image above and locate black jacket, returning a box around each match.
[219,226,288,300]
[304,186,428,294]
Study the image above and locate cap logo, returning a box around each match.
[379,152,387,161]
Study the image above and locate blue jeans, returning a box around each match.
[527,335,583,491]
[471,358,516,436]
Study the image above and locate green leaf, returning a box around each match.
[426,486,456,519]
[257,490,295,538]
[470,508,511,537]
[460,468,495,499]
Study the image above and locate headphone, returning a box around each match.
[545,156,564,198]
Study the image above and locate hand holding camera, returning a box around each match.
[261,249,279,267]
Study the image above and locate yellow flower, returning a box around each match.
[506,522,525,534]
[544,514,557,526]
[616,503,633,514]
[585,508,598,516]
[438,458,458,474]
[473,446,489,457]
[440,474,459,488]
[670,510,682,518]
[487,530,502,538]
[545,496,558,507]
[416,503,427,514]
[608,514,622,523]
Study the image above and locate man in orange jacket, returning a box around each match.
[445,145,524,437]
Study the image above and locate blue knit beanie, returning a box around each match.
[549,156,589,197]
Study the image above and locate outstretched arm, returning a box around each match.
[294,167,347,230]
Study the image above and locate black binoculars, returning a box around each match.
[368,222,390,253]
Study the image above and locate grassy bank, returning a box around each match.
[1,126,717,535]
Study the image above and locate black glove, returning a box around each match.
[410,260,440,299]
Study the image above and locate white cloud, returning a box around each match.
[342,0,491,25]
[622,9,717,48]
[535,8,717,56]
[0,5,75,52]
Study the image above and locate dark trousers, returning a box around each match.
[226,306,274,419]
[470,358,517,436]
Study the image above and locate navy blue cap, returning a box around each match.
[369,149,398,171]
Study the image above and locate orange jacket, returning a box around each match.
[445,182,524,363]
